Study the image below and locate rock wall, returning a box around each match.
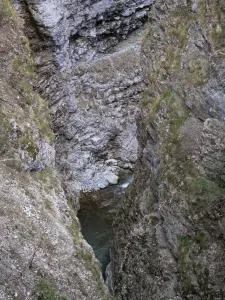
[0,0,154,298]
[112,0,225,299]
[0,2,110,299]
[16,0,152,192]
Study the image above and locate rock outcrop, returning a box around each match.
[4,0,225,299]
[0,2,110,299]
[15,0,152,192]
[112,0,225,299]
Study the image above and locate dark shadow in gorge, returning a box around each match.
[77,171,133,279]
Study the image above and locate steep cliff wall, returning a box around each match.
[112,0,225,299]
[15,0,152,192]
[0,2,110,299]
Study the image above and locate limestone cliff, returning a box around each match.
[2,0,225,299]
[15,0,152,192]
[112,0,225,299]
[0,2,110,299]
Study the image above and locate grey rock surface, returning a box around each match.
[0,164,107,300]
[112,0,225,299]
[58,31,145,191]
[18,0,152,191]
[0,6,109,299]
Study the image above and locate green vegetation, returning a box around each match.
[165,6,192,49]
[0,0,14,23]
[194,231,207,249]
[148,88,175,118]
[67,195,73,205]
[210,26,225,49]
[161,45,180,71]
[156,94,190,186]
[198,0,225,49]
[177,232,207,253]
[141,4,224,297]
[75,246,107,298]
[19,130,38,160]
[61,68,71,80]
[177,235,195,295]
[19,81,33,105]
[37,168,59,192]
[34,93,55,143]
[177,233,213,298]
[148,69,160,89]
[0,111,12,154]
[10,45,54,148]
[140,98,150,109]
[166,26,189,49]
[149,216,159,226]
[185,58,209,87]
[12,53,35,79]
[0,15,55,165]
[169,108,189,145]
[44,199,52,211]
[178,235,192,253]
[197,0,207,25]
[171,6,191,19]
[184,173,225,217]
[37,168,52,183]
[34,278,66,300]
[75,248,93,263]
[91,262,106,298]
[11,54,35,99]
[139,91,152,109]
[11,52,54,144]
[186,175,220,195]
[68,208,80,244]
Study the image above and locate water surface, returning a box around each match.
[78,171,132,277]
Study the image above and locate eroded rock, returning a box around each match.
[0,4,109,299]
[17,0,152,191]
[112,0,225,299]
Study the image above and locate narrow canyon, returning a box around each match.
[0,0,225,299]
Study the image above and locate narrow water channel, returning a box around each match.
[77,172,133,277]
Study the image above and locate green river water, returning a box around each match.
[78,172,133,277]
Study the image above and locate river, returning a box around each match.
[78,171,133,277]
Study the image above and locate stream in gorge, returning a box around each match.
[78,171,133,277]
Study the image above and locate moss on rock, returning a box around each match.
[34,278,67,300]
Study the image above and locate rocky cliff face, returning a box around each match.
[3,0,225,299]
[0,2,110,299]
[112,0,225,299]
[0,0,155,298]
[15,0,152,192]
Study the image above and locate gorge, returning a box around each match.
[0,0,225,299]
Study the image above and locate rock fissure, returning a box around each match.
[1,0,225,299]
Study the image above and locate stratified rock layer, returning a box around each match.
[59,31,145,191]
[17,0,152,191]
[112,0,225,299]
